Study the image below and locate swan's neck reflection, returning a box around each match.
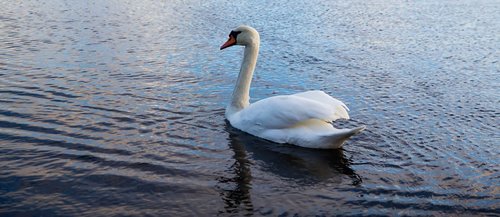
[216,124,254,214]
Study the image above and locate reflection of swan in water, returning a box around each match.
[227,124,362,185]
[216,123,254,215]
[217,123,362,214]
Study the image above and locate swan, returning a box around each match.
[220,25,365,149]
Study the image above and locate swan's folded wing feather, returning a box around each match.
[237,94,347,129]
[293,90,350,120]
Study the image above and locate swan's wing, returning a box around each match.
[235,93,348,129]
[293,90,350,120]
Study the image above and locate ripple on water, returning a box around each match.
[1,0,499,216]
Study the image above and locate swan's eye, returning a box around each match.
[230,31,242,39]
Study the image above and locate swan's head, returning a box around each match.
[220,25,260,50]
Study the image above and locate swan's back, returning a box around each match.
[227,91,364,149]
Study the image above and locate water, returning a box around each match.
[1,0,499,216]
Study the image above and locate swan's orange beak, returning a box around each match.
[220,35,236,50]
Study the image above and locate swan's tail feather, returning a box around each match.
[320,125,366,149]
[349,125,366,135]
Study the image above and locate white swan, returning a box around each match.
[220,25,365,149]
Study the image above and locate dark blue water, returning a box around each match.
[1,0,499,216]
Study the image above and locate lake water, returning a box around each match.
[1,0,499,216]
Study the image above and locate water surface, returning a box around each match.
[1,0,499,216]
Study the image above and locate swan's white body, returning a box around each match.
[221,25,364,149]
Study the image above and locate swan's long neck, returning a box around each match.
[229,42,259,112]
